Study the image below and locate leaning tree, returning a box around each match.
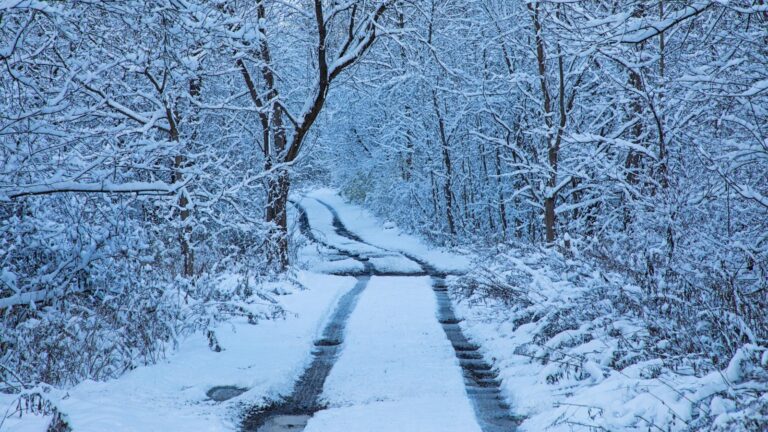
[226,0,395,268]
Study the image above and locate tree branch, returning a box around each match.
[6,180,184,199]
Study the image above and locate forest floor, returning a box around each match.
[4,190,757,431]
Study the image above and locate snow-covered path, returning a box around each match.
[304,276,481,432]
[243,191,518,431]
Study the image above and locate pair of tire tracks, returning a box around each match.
[242,199,519,431]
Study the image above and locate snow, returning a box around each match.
[299,189,471,273]
[4,190,479,431]
[620,1,712,43]
[304,398,478,432]
[4,0,767,429]
[305,276,481,432]
[366,255,423,274]
[457,293,696,431]
[0,395,51,432]
[311,258,366,275]
[295,196,382,257]
[451,246,768,432]
[294,193,482,431]
[741,78,768,97]
[6,180,182,199]
[0,289,55,309]
[3,272,357,432]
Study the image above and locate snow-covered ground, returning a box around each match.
[3,189,478,432]
[298,190,766,431]
[452,246,767,431]
[300,189,470,274]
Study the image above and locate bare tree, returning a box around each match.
[236,0,394,268]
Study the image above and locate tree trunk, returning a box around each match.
[544,202,556,243]
[399,12,414,182]
[494,147,508,240]
[544,150,557,245]
[176,153,194,278]
[177,76,202,279]
[266,101,290,271]
[242,0,390,271]
[479,142,496,233]
[432,91,455,238]
[624,3,647,229]
[658,0,667,191]
[529,2,559,245]
[403,104,414,181]
[167,92,194,279]
[266,168,290,270]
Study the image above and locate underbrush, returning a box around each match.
[453,244,767,431]
[0,232,290,432]
[0,267,286,426]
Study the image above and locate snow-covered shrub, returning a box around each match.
[453,245,767,431]
[0,190,281,390]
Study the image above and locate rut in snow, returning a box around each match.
[242,202,372,431]
[241,274,370,432]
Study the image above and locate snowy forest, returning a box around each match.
[1,1,767,431]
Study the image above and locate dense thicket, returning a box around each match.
[321,0,767,410]
[0,1,270,389]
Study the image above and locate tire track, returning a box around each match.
[241,202,371,431]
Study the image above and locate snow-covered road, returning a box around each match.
[244,191,517,432]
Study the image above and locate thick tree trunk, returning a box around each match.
[529,2,560,245]
[242,0,389,271]
[544,195,556,243]
[267,100,290,270]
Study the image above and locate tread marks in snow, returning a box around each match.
[313,197,522,432]
[432,276,522,432]
[242,275,371,431]
[243,202,372,431]
[245,197,521,431]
